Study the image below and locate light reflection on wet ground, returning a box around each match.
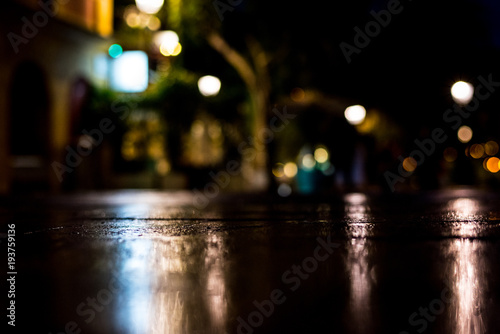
[445,198,487,334]
[343,193,376,333]
[5,189,500,333]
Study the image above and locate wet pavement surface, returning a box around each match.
[2,188,500,333]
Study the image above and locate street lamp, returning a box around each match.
[457,125,473,143]
[198,75,221,97]
[135,0,164,14]
[451,81,474,105]
[154,30,182,56]
[344,105,366,125]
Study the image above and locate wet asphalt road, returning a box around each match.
[2,188,500,334]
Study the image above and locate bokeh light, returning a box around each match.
[147,16,161,31]
[485,141,499,156]
[402,157,417,172]
[443,147,458,162]
[154,30,181,56]
[469,144,484,159]
[277,183,292,197]
[154,30,178,46]
[290,87,305,102]
[124,6,140,28]
[485,157,500,173]
[198,75,221,97]
[110,51,149,93]
[283,162,298,178]
[457,125,473,143]
[451,81,474,105]
[314,147,329,163]
[344,105,366,125]
[108,44,123,58]
[318,161,335,175]
[156,158,170,175]
[272,163,284,178]
[135,0,164,14]
[160,42,181,56]
[302,153,316,170]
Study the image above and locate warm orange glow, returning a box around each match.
[283,162,298,178]
[402,157,417,172]
[96,0,113,36]
[485,141,499,156]
[443,147,457,162]
[156,158,170,175]
[147,16,161,31]
[457,125,473,143]
[485,157,500,173]
[469,144,484,159]
[125,10,140,28]
[314,147,329,163]
[356,110,379,134]
[290,88,305,102]
[272,163,285,178]
[160,42,182,56]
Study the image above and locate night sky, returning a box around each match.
[195,0,500,142]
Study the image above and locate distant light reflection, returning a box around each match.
[445,197,486,333]
[116,203,152,218]
[447,198,484,237]
[344,193,371,225]
[447,239,486,334]
[343,193,375,332]
[117,238,152,333]
[116,233,228,333]
[204,234,227,329]
[449,198,479,220]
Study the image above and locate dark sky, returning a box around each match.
[476,0,500,47]
[186,0,497,151]
[221,0,499,105]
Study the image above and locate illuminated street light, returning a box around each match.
[485,157,500,173]
[110,51,149,93]
[344,105,366,125]
[283,162,298,178]
[314,147,329,163]
[135,0,164,14]
[451,81,474,105]
[457,125,473,143]
[154,30,181,56]
[302,153,316,170]
[198,75,221,96]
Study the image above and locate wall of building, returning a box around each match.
[0,1,112,194]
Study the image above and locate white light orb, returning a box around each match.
[302,153,316,170]
[457,125,473,143]
[451,81,474,105]
[110,51,149,93]
[314,147,329,163]
[344,105,366,125]
[135,0,164,14]
[154,30,178,49]
[198,75,221,97]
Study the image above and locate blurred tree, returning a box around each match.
[177,0,272,189]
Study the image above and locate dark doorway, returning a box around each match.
[9,61,51,192]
